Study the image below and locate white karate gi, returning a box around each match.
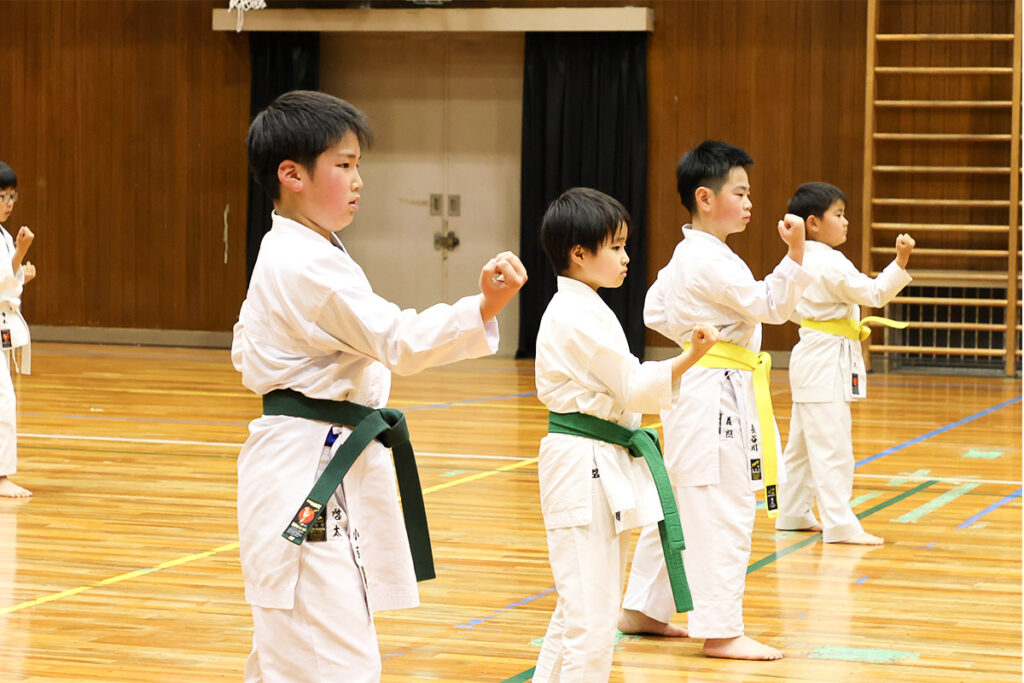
[0,225,30,479]
[776,241,911,542]
[533,276,677,683]
[232,213,498,683]
[621,226,812,638]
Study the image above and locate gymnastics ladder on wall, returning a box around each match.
[862,0,1022,375]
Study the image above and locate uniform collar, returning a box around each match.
[556,275,602,299]
[805,239,834,254]
[271,211,347,251]
[681,224,730,250]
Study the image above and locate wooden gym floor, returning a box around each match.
[0,342,1019,682]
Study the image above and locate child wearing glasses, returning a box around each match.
[0,161,35,498]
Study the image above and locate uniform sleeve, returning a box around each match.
[643,272,673,340]
[566,316,674,415]
[231,307,246,372]
[824,256,912,309]
[700,255,814,325]
[314,286,498,376]
[0,245,23,302]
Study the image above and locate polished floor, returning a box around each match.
[0,343,1020,682]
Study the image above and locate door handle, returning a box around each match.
[433,231,460,252]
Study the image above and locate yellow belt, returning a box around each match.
[684,340,779,517]
[800,316,908,342]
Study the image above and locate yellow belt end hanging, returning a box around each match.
[752,352,780,518]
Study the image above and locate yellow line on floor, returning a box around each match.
[0,455,538,614]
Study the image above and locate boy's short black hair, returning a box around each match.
[540,187,632,274]
[0,162,17,189]
[246,90,374,201]
[787,182,848,222]
[676,140,753,214]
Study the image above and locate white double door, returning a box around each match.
[321,33,524,356]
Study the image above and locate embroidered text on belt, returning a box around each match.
[685,340,780,517]
[263,388,435,582]
[800,316,908,341]
[547,411,693,613]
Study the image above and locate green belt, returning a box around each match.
[263,388,435,582]
[547,412,693,613]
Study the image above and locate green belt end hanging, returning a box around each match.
[547,411,693,613]
[264,389,436,582]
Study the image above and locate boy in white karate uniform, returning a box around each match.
[775,182,914,545]
[0,161,35,499]
[533,187,718,682]
[233,90,527,683]
[619,140,813,660]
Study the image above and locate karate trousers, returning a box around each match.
[775,397,863,543]
[244,475,382,682]
[534,477,630,682]
[0,349,16,478]
[622,378,756,639]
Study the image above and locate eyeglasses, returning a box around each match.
[0,191,18,205]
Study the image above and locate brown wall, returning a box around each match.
[19,1,1007,346]
[0,0,250,331]
[0,0,1011,345]
[645,0,868,350]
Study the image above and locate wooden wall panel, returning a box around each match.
[3,0,1006,348]
[645,0,868,351]
[0,1,250,332]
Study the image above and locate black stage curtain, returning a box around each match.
[245,32,320,283]
[516,32,649,359]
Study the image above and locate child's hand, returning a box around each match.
[479,251,527,322]
[778,213,805,264]
[22,261,35,283]
[690,323,719,357]
[895,233,915,268]
[672,323,720,381]
[15,226,33,252]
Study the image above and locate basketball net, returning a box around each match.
[228,0,267,32]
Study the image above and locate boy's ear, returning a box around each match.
[277,160,304,193]
[694,186,714,212]
[568,244,586,267]
[805,214,820,236]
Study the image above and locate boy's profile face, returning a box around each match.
[571,221,629,291]
[701,166,751,237]
[809,199,848,247]
[278,130,364,239]
[0,186,17,223]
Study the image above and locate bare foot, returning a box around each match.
[831,531,884,545]
[703,635,783,660]
[0,476,31,498]
[617,608,688,637]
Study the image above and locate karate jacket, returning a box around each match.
[789,240,912,403]
[535,276,678,532]
[0,225,30,372]
[645,226,813,488]
[232,213,498,611]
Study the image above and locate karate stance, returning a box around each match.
[619,140,813,660]
[775,182,915,544]
[533,187,717,682]
[0,161,35,499]
[233,90,526,682]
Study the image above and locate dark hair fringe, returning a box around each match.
[787,182,847,222]
[676,140,753,214]
[0,162,17,189]
[540,187,632,274]
[246,90,374,201]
